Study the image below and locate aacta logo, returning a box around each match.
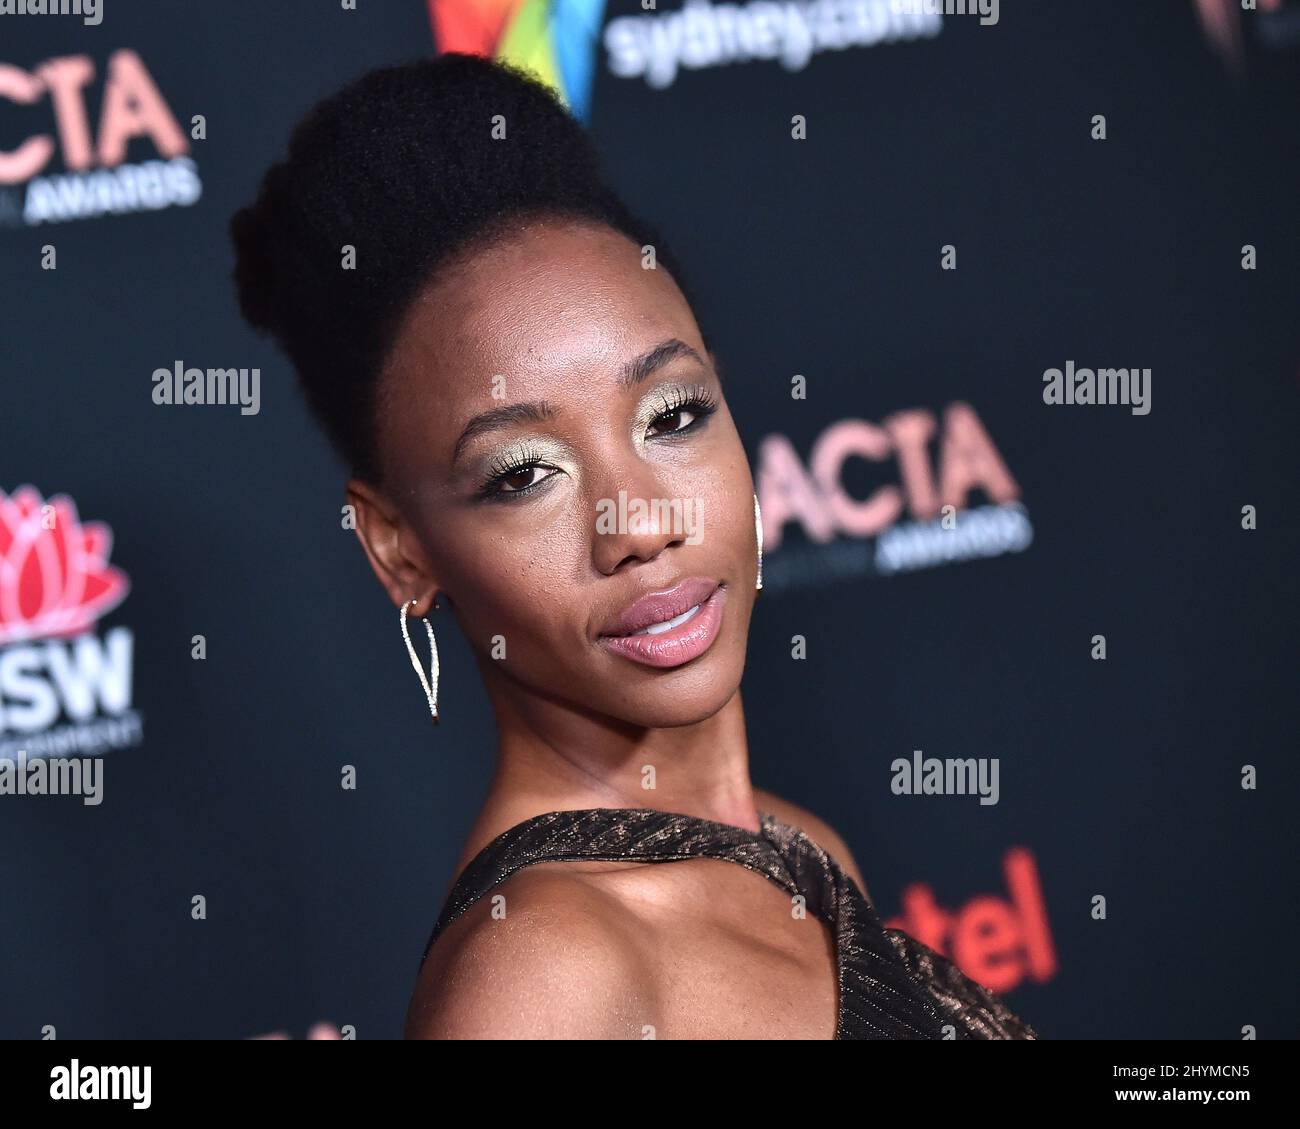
[0,486,142,758]
[756,402,1034,590]
[427,0,607,122]
[883,847,1057,995]
[0,48,202,227]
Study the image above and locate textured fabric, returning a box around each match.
[419,806,1038,1040]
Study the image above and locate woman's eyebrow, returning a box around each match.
[451,400,557,466]
[617,338,707,389]
[451,339,710,466]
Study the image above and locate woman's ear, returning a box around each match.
[345,477,439,615]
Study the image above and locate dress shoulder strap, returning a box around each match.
[419,806,795,968]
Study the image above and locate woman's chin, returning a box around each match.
[601,664,744,728]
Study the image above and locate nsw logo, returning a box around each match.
[0,485,142,759]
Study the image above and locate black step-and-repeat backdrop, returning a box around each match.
[1,1,1296,1039]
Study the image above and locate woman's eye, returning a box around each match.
[496,465,548,493]
[648,407,698,437]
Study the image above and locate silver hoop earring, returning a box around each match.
[400,597,440,725]
[753,492,763,592]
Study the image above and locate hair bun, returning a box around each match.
[228,53,688,481]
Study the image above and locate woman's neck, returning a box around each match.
[467,686,761,862]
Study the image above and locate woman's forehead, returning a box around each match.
[385,223,700,400]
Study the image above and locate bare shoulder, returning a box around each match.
[405,864,657,1039]
[752,787,872,903]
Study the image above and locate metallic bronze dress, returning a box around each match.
[419,806,1039,1039]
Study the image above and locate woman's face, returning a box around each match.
[351,217,757,728]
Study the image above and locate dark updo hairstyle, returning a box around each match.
[230,52,699,483]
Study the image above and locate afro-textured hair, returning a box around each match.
[230,52,697,482]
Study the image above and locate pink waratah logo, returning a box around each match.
[0,486,130,647]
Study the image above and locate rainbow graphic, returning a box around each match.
[427,0,608,121]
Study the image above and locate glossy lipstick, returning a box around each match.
[598,579,726,669]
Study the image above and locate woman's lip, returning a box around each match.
[598,576,722,638]
[598,583,727,669]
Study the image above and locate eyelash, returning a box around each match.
[478,386,719,502]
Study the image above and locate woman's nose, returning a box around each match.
[588,469,696,576]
